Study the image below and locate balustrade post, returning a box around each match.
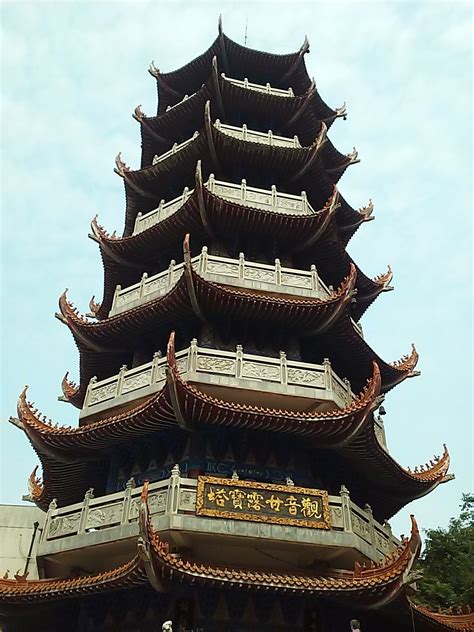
[208,173,215,193]
[121,477,135,525]
[323,358,333,392]
[139,272,148,298]
[271,184,277,209]
[151,351,162,384]
[310,265,319,292]
[365,503,377,553]
[301,191,308,213]
[343,378,352,403]
[266,82,271,93]
[41,498,58,543]
[244,77,249,88]
[241,178,247,202]
[339,485,352,533]
[280,351,288,385]
[383,520,396,552]
[182,186,190,204]
[236,345,243,378]
[134,212,143,233]
[268,130,274,146]
[288,87,294,97]
[293,135,299,147]
[200,246,208,274]
[274,258,282,285]
[111,285,121,312]
[242,123,248,141]
[116,365,127,397]
[189,339,198,372]
[166,464,181,515]
[238,252,245,279]
[78,488,94,535]
[167,259,176,286]
[84,376,97,408]
[171,142,178,155]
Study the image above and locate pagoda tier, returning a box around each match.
[0,485,421,611]
[137,61,346,168]
[57,259,410,410]
[91,177,378,320]
[117,106,359,236]
[150,19,314,114]
[13,340,447,518]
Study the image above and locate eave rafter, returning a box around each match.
[410,602,474,631]
[137,481,421,606]
[0,484,423,609]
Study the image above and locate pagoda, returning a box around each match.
[2,18,472,632]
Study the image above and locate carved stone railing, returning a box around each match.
[152,131,199,165]
[80,341,353,419]
[38,475,398,564]
[221,73,295,97]
[109,247,331,316]
[163,74,295,115]
[215,120,301,148]
[133,177,315,235]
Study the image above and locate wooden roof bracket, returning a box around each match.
[148,61,182,99]
[182,233,206,322]
[293,187,340,253]
[288,121,327,183]
[203,100,221,172]
[195,160,215,238]
[133,105,169,145]
[280,35,310,85]
[217,15,231,75]
[281,79,316,132]
[211,56,226,119]
[166,332,194,431]
[114,153,155,199]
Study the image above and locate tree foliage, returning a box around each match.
[413,493,474,609]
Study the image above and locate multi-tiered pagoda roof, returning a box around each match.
[2,18,468,632]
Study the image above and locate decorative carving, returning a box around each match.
[122,371,152,394]
[48,513,81,538]
[196,356,235,375]
[287,367,324,387]
[241,362,280,382]
[86,504,122,529]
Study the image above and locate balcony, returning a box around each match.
[109,248,331,316]
[133,176,316,235]
[214,119,301,148]
[36,472,399,572]
[221,73,295,98]
[150,122,300,168]
[80,341,354,420]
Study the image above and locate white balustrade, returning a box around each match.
[152,131,199,165]
[81,342,354,417]
[221,73,295,98]
[133,177,315,235]
[214,120,300,148]
[39,477,398,562]
[109,248,330,316]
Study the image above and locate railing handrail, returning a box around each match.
[110,248,330,315]
[40,476,398,561]
[83,340,354,412]
[215,120,301,148]
[221,73,294,97]
[134,177,315,235]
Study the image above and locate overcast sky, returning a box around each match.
[0,0,472,539]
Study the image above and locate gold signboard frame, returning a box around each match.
[196,476,330,530]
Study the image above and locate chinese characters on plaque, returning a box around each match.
[196,476,330,529]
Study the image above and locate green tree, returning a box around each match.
[414,493,474,609]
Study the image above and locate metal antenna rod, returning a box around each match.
[244,16,248,45]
